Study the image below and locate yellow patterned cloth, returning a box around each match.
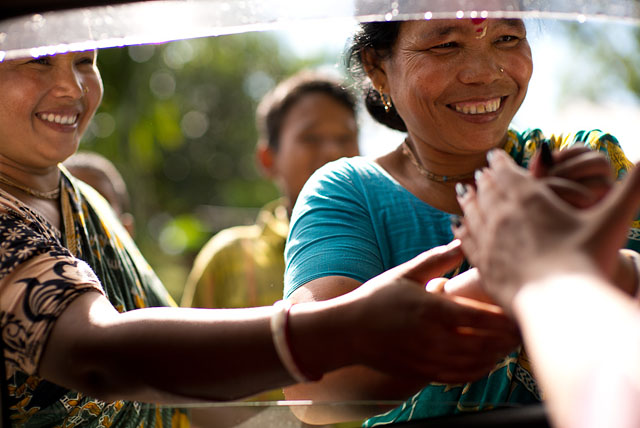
[182,198,289,309]
[1,166,189,427]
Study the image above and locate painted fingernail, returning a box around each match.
[455,182,467,197]
[474,169,484,181]
[450,215,462,229]
[540,141,553,168]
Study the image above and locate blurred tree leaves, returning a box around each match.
[560,21,640,103]
[80,31,333,299]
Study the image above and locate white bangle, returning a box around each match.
[270,300,312,383]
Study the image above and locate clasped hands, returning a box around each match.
[452,145,640,311]
[344,145,640,385]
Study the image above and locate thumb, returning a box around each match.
[393,240,465,284]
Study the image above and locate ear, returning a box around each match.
[256,142,277,178]
[361,48,390,93]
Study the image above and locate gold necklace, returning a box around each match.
[0,172,60,200]
[401,139,475,183]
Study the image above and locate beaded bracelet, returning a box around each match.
[271,300,314,383]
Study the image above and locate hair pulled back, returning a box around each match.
[346,21,407,132]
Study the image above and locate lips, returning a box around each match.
[449,97,503,115]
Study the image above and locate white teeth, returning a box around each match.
[39,113,78,125]
[454,98,501,115]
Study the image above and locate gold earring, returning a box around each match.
[82,86,89,94]
[499,67,504,73]
[378,87,392,113]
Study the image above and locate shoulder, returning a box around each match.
[193,224,260,266]
[308,156,381,183]
[301,156,394,198]
[507,128,632,174]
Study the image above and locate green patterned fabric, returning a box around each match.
[2,167,189,427]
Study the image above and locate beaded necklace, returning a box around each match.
[0,172,60,199]
[401,139,475,183]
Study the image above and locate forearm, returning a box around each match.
[283,366,423,424]
[284,295,426,424]
[512,271,640,428]
[39,293,354,404]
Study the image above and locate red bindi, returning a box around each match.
[470,18,487,36]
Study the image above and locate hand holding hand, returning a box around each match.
[342,240,520,383]
[454,149,640,310]
[529,143,614,208]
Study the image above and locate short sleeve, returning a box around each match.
[547,129,634,180]
[284,160,384,297]
[0,215,103,377]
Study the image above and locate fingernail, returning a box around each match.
[474,169,484,181]
[450,215,462,229]
[540,142,554,168]
[455,182,467,197]
[486,149,497,164]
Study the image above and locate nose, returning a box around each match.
[457,51,503,85]
[51,62,84,99]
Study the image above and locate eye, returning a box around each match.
[495,35,522,47]
[428,41,459,54]
[28,56,51,65]
[77,57,95,66]
[432,41,457,49]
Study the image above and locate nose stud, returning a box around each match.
[499,67,504,73]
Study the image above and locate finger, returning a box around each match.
[529,141,554,178]
[395,240,465,284]
[443,268,495,304]
[431,293,517,332]
[457,183,483,234]
[589,164,640,255]
[485,149,531,192]
[426,277,447,293]
[551,144,590,163]
[549,151,614,182]
[452,221,480,264]
[544,177,598,209]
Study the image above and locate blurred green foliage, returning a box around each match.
[80,32,336,301]
[561,21,640,102]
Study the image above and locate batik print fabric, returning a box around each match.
[1,167,189,427]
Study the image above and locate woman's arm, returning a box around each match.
[284,276,426,424]
[37,240,517,409]
[284,272,521,424]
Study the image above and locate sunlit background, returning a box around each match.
[75,17,640,301]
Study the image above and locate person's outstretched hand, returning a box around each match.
[335,240,520,383]
[454,149,640,310]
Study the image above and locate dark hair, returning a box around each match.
[346,21,407,132]
[256,70,358,151]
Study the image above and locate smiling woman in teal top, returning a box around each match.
[283,16,640,427]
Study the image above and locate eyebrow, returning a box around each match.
[418,18,525,40]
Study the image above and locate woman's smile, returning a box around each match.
[36,109,81,131]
